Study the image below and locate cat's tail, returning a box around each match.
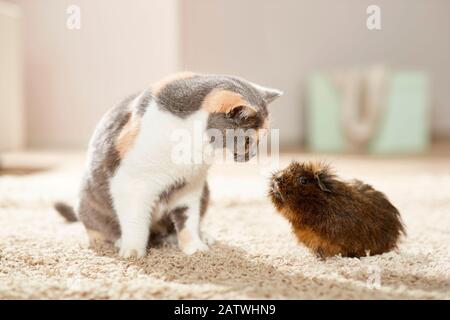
[54,202,78,222]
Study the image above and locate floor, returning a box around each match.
[0,150,449,299]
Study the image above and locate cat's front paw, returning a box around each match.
[119,243,147,258]
[180,240,209,255]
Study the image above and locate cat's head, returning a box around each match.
[153,72,282,162]
[203,75,282,162]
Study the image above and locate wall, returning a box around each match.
[5,0,450,148]
[181,0,450,145]
[0,1,23,150]
[12,0,180,148]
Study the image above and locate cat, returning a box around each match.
[54,72,282,258]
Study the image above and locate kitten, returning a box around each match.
[55,72,282,258]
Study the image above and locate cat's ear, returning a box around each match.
[253,84,283,104]
[263,88,283,104]
[202,89,258,115]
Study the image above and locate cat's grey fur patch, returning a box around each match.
[54,202,78,222]
[149,214,175,246]
[157,181,209,233]
[158,179,187,204]
[150,182,209,243]
[77,94,137,242]
[169,206,188,232]
[148,179,189,242]
[200,182,209,217]
[136,89,153,116]
[156,75,267,119]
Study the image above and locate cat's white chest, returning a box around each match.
[113,101,210,196]
[139,102,209,173]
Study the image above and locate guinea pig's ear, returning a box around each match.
[315,173,332,193]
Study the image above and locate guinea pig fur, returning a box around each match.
[268,161,405,258]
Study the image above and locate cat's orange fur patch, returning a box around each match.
[116,113,141,159]
[152,71,197,94]
[201,89,257,114]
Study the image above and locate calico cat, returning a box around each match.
[54,72,282,258]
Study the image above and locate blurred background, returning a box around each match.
[1,0,449,152]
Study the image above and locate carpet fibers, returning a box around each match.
[0,151,449,299]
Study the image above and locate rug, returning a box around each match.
[0,151,449,299]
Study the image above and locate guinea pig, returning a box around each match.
[268,161,405,258]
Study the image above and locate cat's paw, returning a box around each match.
[119,243,146,258]
[181,240,209,255]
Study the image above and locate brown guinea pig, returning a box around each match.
[268,161,405,258]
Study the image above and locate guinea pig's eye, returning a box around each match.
[298,176,308,185]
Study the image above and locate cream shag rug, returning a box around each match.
[0,151,449,299]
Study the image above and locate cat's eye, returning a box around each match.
[226,106,244,119]
[298,176,308,185]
